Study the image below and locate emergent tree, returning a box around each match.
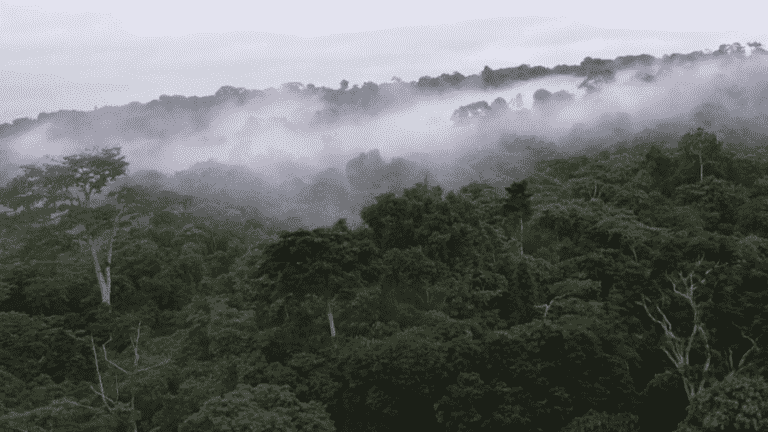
[0,147,135,306]
[678,128,723,183]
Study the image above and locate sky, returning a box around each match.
[1,0,765,124]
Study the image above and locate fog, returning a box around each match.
[2,45,768,230]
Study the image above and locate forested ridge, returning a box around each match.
[2,42,764,142]
[1,126,768,431]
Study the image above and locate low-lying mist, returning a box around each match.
[2,44,768,230]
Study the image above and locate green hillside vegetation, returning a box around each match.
[1,127,767,431]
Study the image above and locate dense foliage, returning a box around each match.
[1,126,767,431]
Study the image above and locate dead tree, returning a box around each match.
[0,323,172,431]
[637,256,717,401]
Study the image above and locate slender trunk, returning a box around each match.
[327,300,336,337]
[84,194,110,306]
[130,393,137,432]
[87,206,122,307]
[90,238,111,305]
[699,153,704,182]
[520,217,524,256]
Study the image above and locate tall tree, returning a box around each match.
[678,128,723,183]
[642,144,676,196]
[0,147,137,307]
[253,219,376,339]
[503,179,534,255]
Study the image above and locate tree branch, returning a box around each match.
[726,324,761,377]
[90,335,113,412]
[537,294,567,319]
[638,258,716,401]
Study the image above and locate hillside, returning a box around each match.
[1,43,768,432]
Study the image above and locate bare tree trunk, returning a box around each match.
[88,323,170,431]
[88,209,123,306]
[327,301,336,337]
[90,238,111,306]
[726,329,761,379]
[699,154,704,182]
[637,256,715,401]
[520,217,524,256]
[536,294,569,319]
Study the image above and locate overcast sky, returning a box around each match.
[1,0,765,124]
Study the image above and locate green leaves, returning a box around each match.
[674,177,749,232]
[562,409,640,432]
[0,147,128,217]
[592,205,671,262]
[360,181,448,252]
[503,179,534,222]
[338,319,479,432]
[678,128,725,183]
[546,279,602,302]
[255,224,376,306]
[380,246,449,312]
[678,374,768,431]
[433,371,500,431]
[63,147,128,197]
[477,318,637,432]
[0,147,132,305]
[178,383,334,432]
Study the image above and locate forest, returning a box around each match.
[0,123,767,432]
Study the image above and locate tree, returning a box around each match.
[592,206,671,263]
[81,322,172,432]
[178,383,334,432]
[0,320,178,432]
[0,147,134,307]
[359,181,452,259]
[481,65,497,88]
[636,256,720,402]
[339,318,482,432]
[674,177,749,233]
[537,279,602,320]
[379,246,450,314]
[748,41,768,55]
[253,220,376,339]
[455,319,636,432]
[642,144,677,196]
[503,179,534,255]
[678,128,723,183]
[676,374,768,431]
[736,176,768,237]
[562,410,639,432]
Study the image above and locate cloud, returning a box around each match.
[3,45,768,230]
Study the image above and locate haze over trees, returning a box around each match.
[1,42,768,431]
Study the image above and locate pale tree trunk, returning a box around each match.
[327,300,336,337]
[0,326,169,431]
[699,153,704,182]
[726,330,761,379]
[638,257,715,401]
[90,239,111,305]
[89,322,170,431]
[536,294,569,319]
[520,216,524,256]
[88,209,123,306]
